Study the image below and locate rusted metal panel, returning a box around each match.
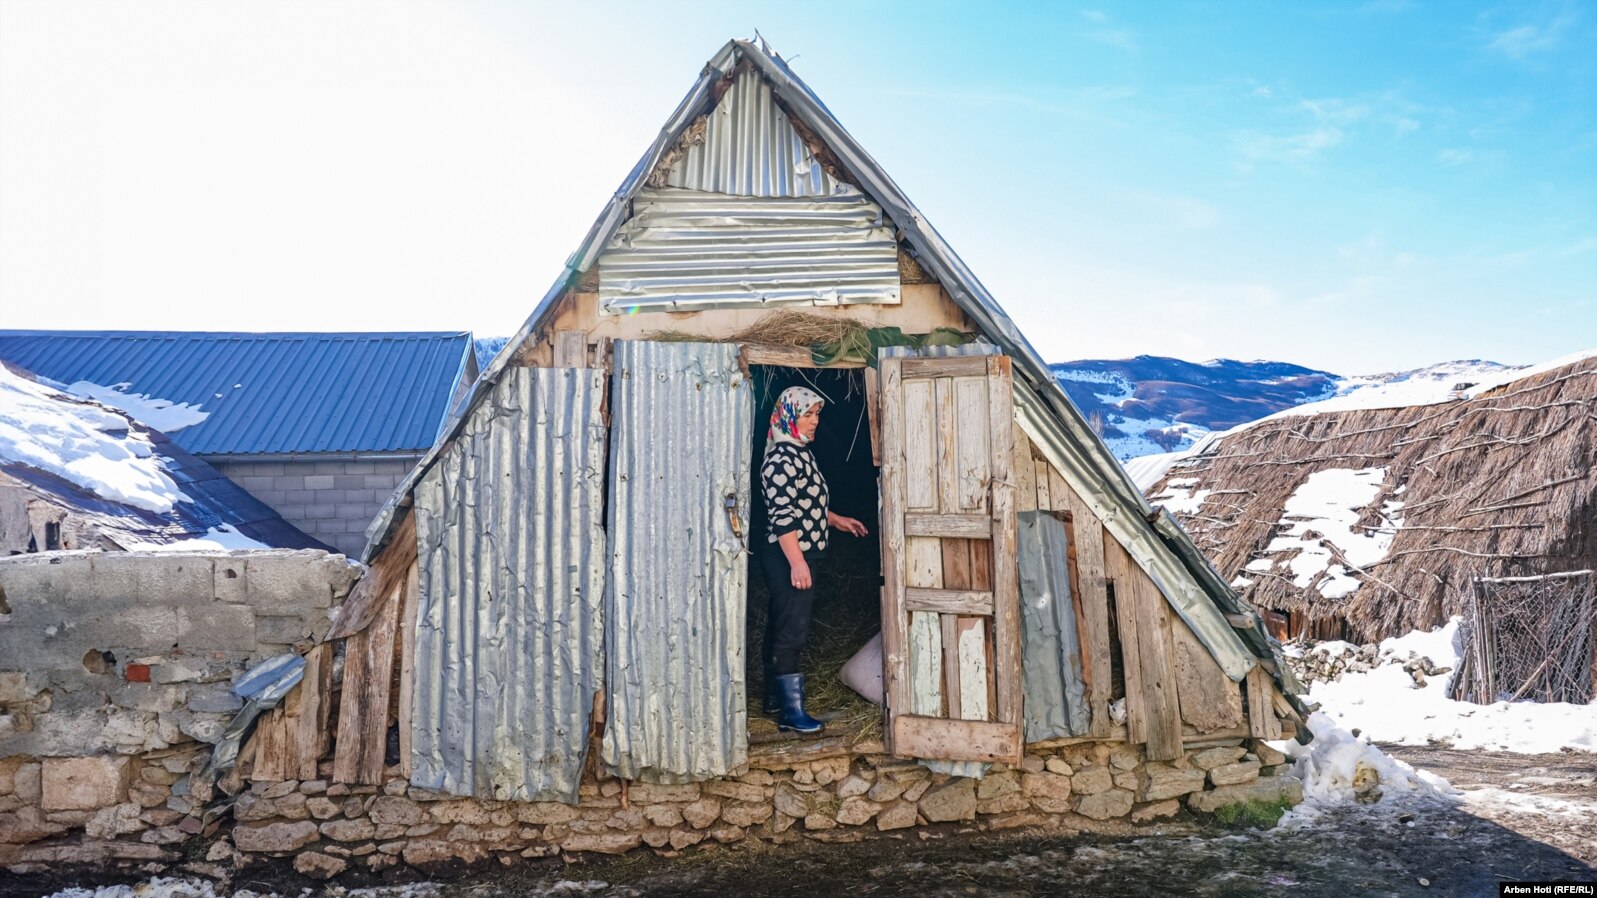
[598,189,900,313]
[601,340,753,783]
[410,366,608,802]
[665,68,847,198]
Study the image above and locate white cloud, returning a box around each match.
[1437,147,1474,166]
[1487,12,1577,59]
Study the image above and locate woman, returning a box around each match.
[759,386,869,734]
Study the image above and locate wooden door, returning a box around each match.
[878,353,1023,764]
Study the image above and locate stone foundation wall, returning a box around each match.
[1,737,1302,877]
[0,549,360,757]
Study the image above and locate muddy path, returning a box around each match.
[1381,744,1597,865]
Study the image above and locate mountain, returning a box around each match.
[1052,356,1528,461]
[1051,356,1340,460]
[475,336,511,371]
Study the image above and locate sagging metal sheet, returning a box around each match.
[602,341,753,783]
[598,188,900,313]
[410,366,608,803]
[664,69,850,198]
[1018,511,1090,741]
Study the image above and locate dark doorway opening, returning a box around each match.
[745,365,883,746]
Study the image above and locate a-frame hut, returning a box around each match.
[281,40,1308,853]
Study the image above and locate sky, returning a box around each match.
[1,1,1593,375]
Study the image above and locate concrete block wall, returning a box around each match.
[0,549,361,759]
[212,457,419,557]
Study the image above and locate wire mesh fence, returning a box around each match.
[1450,570,1596,705]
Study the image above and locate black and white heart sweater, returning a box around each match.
[761,443,829,556]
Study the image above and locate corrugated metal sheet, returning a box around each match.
[0,331,473,456]
[664,69,848,198]
[410,366,608,802]
[1019,511,1090,742]
[601,341,752,783]
[598,189,900,313]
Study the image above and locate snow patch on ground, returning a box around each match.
[1242,467,1401,598]
[1278,711,1452,820]
[67,380,211,433]
[1304,619,1597,753]
[0,364,190,513]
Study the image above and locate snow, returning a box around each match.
[1273,348,1596,418]
[1149,476,1211,515]
[1244,467,1401,598]
[67,380,210,432]
[1279,711,1452,815]
[122,524,272,552]
[1302,618,1597,753]
[0,363,190,513]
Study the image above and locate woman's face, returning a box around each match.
[797,404,821,441]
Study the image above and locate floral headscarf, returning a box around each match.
[766,386,824,451]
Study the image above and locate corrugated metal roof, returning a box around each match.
[601,341,751,783]
[599,189,900,312]
[0,331,474,456]
[412,366,608,802]
[365,38,1299,712]
[663,69,849,197]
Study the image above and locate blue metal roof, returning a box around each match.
[0,331,474,456]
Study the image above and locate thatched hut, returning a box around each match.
[222,41,1310,864]
[1144,353,1597,702]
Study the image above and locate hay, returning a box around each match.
[732,311,867,349]
[745,526,884,746]
[1148,355,1597,642]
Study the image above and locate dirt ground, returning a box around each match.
[7,749,1593,898]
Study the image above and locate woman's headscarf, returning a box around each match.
[766,386,824,451]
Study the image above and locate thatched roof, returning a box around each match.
[1145,354,1597,641]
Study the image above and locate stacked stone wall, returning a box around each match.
[0,548,361,871]
[3,735,1302,877]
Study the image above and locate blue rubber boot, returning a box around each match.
[775,673,824,734]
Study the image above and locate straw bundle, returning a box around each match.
[1147,355,1597,643]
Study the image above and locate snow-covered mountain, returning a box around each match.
[1050,357,1340,460]
[1052,356,1519,461]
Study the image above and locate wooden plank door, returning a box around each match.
[879,353,1022,764]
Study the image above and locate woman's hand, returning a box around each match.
[790,559,813,590]
[828,512,869,537]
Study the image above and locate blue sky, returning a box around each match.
[1,1,1592,374]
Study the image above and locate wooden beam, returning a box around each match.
[1063,490,1112,738]
[332,581,404,784]
[905,588,994,615]
[553,329,588,368]
[986,355,1021,743]
[742,344,864,368]
[865,366,882,467]
[395,561,420,779]
[900,355,989,378]
[1033,458,1052,510]
[1105,539,1147,745]
[1133,568,1184,761]
[1013,423,1037,514]
[904,513,991,539]
[892,715,1021,764]
[1245,665,1282,740]
[877,357,909,751]
[294,643,333,780]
